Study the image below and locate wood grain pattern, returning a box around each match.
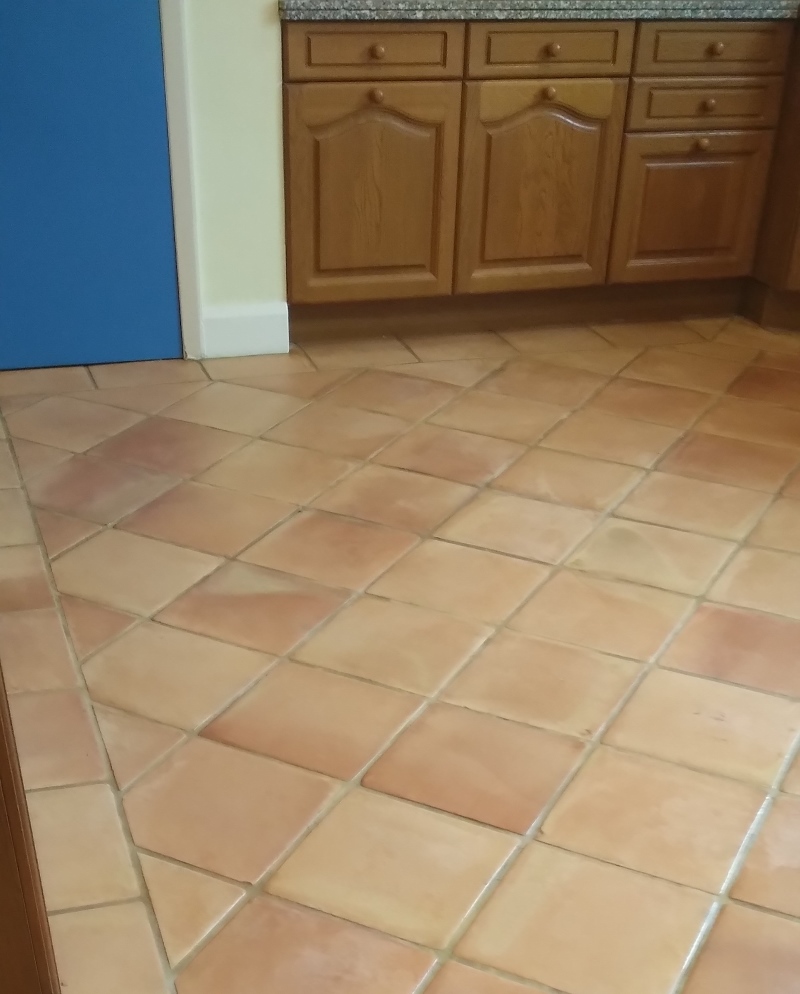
[627,75,785,132]
[283,22,465,81]
[635,20,793,76]
[609,129,775,284]
[456,78,628,294]
[285,81,461,303]
[467,21,634,78]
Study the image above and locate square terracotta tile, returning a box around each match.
[10,690,105,789]
[594,320,703,348]
[458,843,710,994]
[94,704,185,790]
[201,349,314,380]
[364,703,583,832]
[119,481,294,556]
[784,755,800,793]
[204,661,420,779]
[26,454,178,524]
[0,441,19,488]
[35,509,101,558]
[72,381,209,415]
[681,904,800,994]
[732,795,800,917]
[312,464,475,533]
[267,789,515,947]
[493,449,643,511]
[621,348,743,392]
[60,594,136,659]
[540,748,763,891]
[83,621,272,730]
[139,853,245,966]
[695,396,800,449]
[374,424,524,486]
[50,903,168,994]
[536,347,640,375]
[728,365,800,411]
[302,336,416,368]
[162,382,307,435]
[757,351,800,373]
[510,570,690,661]
[431,392,566,444]
[658,432,799,492]
[91,416,248,477]
[497,325,609,354]
[157,561,348,655]
[541,410,680,468]
[683,316,732,339]
[444,631,639,738]
[125,736,336,882]
[27,783,139,911]
[605,669,800,784]
[568,519,735,595]
[0,364,93,397]
[0,488,37,545]
[749,496,800,552]
[176,895,435,994]
[6,396,142,452]
[660,603,800,698]
[370,539,548,624]
[0,608,76,693]
[265,403,409,460]
[710,547,800,619]
[385,358,504,386]
[481,359,606,408]
[0,546,52,612]
[785,466,800,497]
[0,393,44,416]
[293,595,491,695]
[428,964,545,994]
[616,472,771,540]
[199,439,355,504]
[231,368,351,399]
[675,339,759,362]
[11,438,72,482]
[435,492,596,565]
[90,358,207,387]
[587,379,711,429]
[52,529,221,615]
[323,369,458,420]
[240,510,417,589]
[402,331,516,361]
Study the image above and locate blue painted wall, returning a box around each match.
[0,2,182,370]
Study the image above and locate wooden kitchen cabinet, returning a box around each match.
[285,81,461,303]
[456,77,628,293]
[609,129,774,283]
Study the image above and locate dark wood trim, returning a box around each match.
[743,280,800,331]
[0,664,59,994]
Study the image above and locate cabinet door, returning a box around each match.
[285,81,461,303]
[456,78,627,294]
[609,130,774,284]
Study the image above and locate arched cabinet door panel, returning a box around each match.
[286,81,461,303]
[456,78,628,294]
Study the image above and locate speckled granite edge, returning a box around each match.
[280,0,799,20]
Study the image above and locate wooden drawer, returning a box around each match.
[284,22,465,81]
[628,76,785,131]
[468,21,635,78]
[635,21,793,76]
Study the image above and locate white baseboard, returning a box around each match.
[192,301,290,358]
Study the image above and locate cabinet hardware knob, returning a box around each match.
[545,41,562,57]
[369,88,385,104]
[702,97,718,112]
[543,85,558,101]
[695,137,711,152]
[370,43,386,59]
[709,41,726,56]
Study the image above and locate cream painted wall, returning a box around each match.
[161,0,289,357]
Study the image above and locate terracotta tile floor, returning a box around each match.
[3,317,800,993]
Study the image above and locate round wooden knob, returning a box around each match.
[370,43,386,60]
[545,41,562,57]
[709,41,726,56]
[695,137,711,152]
[369,88,384,104]
[543,85,558,101]
[702,97,718,112]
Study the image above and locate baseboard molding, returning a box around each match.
[192,301,290,358]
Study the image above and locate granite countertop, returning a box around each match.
[280,0,799,20]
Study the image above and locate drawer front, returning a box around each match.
[628,76,785,131]
[468,21,635,78]
[635,21,793,76]
[284,22,465,81]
